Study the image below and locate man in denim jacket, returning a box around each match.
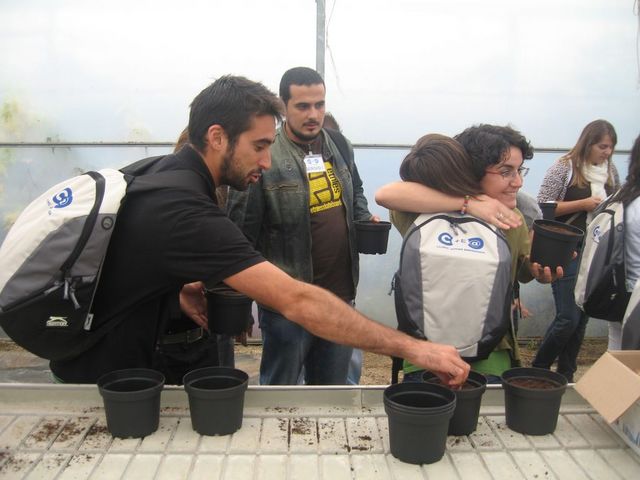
[227,67,378,384]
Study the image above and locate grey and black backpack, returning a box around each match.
[575,199,631,322]
[391,212,513,381]
[0,158,194,361]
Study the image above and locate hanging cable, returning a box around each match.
[635,0,639,87]
[325,0,343,93]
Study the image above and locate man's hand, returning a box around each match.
[408,341,470,387]
[180,282,209,329]
[467,195,522,230]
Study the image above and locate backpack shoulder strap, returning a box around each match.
[324,128,353,174]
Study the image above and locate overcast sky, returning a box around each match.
[1,0,639,148]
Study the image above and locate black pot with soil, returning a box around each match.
[530,219,584,270]
[501,367,567,435]
[422,370,487,436]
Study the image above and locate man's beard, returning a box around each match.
[220,144,261,191]
[288,123,320,143]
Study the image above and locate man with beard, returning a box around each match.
[49,75,469,387]
[226,67,379,385]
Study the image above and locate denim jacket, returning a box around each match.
[226,127,373,291]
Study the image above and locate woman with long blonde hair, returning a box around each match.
[533,119,620,381]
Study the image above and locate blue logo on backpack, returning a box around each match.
[468,237,484,250]
[51,188,73,208]
[438,232,453,246]
[438,232,485,250]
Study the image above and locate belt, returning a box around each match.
[160,327,205,345]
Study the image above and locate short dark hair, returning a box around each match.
[279,67,325,105]
[188,75,284,152]
[454,124,534,181]
[399,134,483,197]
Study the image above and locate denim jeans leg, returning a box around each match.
[258,307,311,385]
[557,312,587,382]
[347,349,363,385]
[304,337,352,385]
[532,257,585,375]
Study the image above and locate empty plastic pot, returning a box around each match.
[183,366,249,436]
[97,368,165,438]
[384,382,456,464]
[206,285,253,335]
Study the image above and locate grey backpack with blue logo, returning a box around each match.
[393,212,513,363]
[575,199,631,322]
[0,169,130,360]
[0,160,193,360]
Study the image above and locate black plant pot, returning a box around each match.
[530,219,584,270]
[206,285,253,335]
[383,382,456,464]
[502,367,567,435]
[183,366,249,436]
[355,220,392,254]
[538,202,557,220]
[423,370,487,436]
[97,368,165,438]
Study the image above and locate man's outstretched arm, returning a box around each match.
[222,261,470,386]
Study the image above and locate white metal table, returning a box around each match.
[1,384,639,479]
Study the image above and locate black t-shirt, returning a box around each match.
[50,146,264,383]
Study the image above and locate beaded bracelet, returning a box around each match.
[460,195,470,215]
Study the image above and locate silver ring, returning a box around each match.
[497,212,504,220]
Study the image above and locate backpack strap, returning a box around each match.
[60,171,108,274]
[324,128,353,176]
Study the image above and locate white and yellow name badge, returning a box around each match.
[303,154,326,174]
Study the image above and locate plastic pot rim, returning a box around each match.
[97,368,165,401]
[354,220,392,231]
[501,367,568,395]
[422,370,488,399]
[183,367,249,396]
[532,219,584,241]
[383,382,456,416]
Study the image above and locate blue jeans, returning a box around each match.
[258,306,353,385]
[347,349,363,385]
[532,256,587,382]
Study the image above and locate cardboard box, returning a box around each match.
[575,351,640,456]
